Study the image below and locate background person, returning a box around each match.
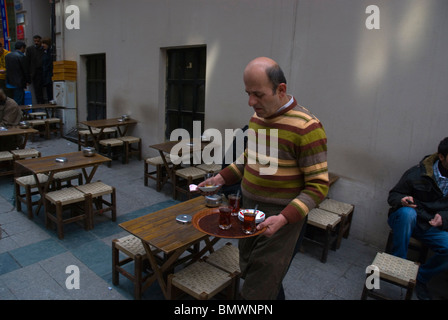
[0,88,23,151]
[0,40,11,98]
[26,35,45,104]
[199,57,329,300]
[387,137,448,300]
[41,37,53,103]
[5,41,29,105]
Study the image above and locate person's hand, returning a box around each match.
[197,173,225,195]
[401,196,417,208]
[256,214,288,237]
[429,213,443,227]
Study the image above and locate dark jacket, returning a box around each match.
[5,50,29,88]
[42,48,53,86]
[26,45,44,79]
[388,153,448,231]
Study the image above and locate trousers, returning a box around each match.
[388,207,448,284]
[238,196,305,299]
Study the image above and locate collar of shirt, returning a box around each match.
[433,160,448,196]
[273,95,294,117]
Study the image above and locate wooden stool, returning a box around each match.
[318,198,354,249]
[11,148,41,160]
[173,166,207,200]
[44,187,89,239]
[44,118,63,139]
[0,151,14,177]
[144,155,172,191]
[202,242,241,299]
[304,208,341,263]
[75,181,116,229]
[27,119,46,140]
[15,173,49,219]
[361,252,419,300]
[385,230,429,264]
[99,138,125,166]
[29,111,47,119]
[167,260,237,300]
[196,163,222,174]
[77,128,100,151]
[112,234,161,300]
[117,136,142,163]
[52,170,83,190]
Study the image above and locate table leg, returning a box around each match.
[87,126,101,151]
[140,236,220,299]
[141,241,185,299]
[81,165,99,183]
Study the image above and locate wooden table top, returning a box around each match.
[150,139,215,154]
[15,151,110,174]
[19,104,65,110]
[80,118,137,128]
[0,126,38,136]
[119,197,209,254]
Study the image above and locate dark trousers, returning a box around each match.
[13,88,24,105]
[32,70,44,104]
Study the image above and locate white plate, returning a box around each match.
[198,185,220,192]
[238,209,266,224]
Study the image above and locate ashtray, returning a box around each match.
[55,157,68,163]
[198,185,220,193]
[238,209,266,224]
[176,214,192,224]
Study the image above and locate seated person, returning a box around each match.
[387,136,448,300]
[0,88,22,127]
[0,88,23,150]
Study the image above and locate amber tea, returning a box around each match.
[218,207,232,230]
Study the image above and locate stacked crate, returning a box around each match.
[52,60,77,81]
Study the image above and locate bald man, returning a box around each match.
[199,57,329,299]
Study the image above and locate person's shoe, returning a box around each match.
[415,281,432,300]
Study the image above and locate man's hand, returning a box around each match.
[429,213,443,227]
[197,173,225,195]
[401,196,417,208]
[256,214,288,237]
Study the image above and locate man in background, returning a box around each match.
[26,35,45,104]
[5,41,29,105]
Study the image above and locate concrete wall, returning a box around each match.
[56,0,448,247]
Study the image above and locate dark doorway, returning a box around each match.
[165,47,206,139]
[86,54,106,120]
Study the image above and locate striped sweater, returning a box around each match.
[220,98,329,224]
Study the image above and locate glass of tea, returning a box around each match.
[218,206,232,230]
[204,172,214,187]
[242,210,257,234]
[228,193,241,216]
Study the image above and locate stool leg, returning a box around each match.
[111,188,117,222]
[134,254,143,300]
[25,185,33,219]
[112,240,120,285]
[15,182,22,212]
[56,202,64,239]
[144,162,149,186]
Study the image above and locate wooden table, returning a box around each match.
[119,196,220,299]
[150,139,217,182]
[14,151,111,212]
[0,126,38,150]
[20,104,65,118]
[80,118,138,150]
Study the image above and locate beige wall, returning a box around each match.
[57,0,448,247]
